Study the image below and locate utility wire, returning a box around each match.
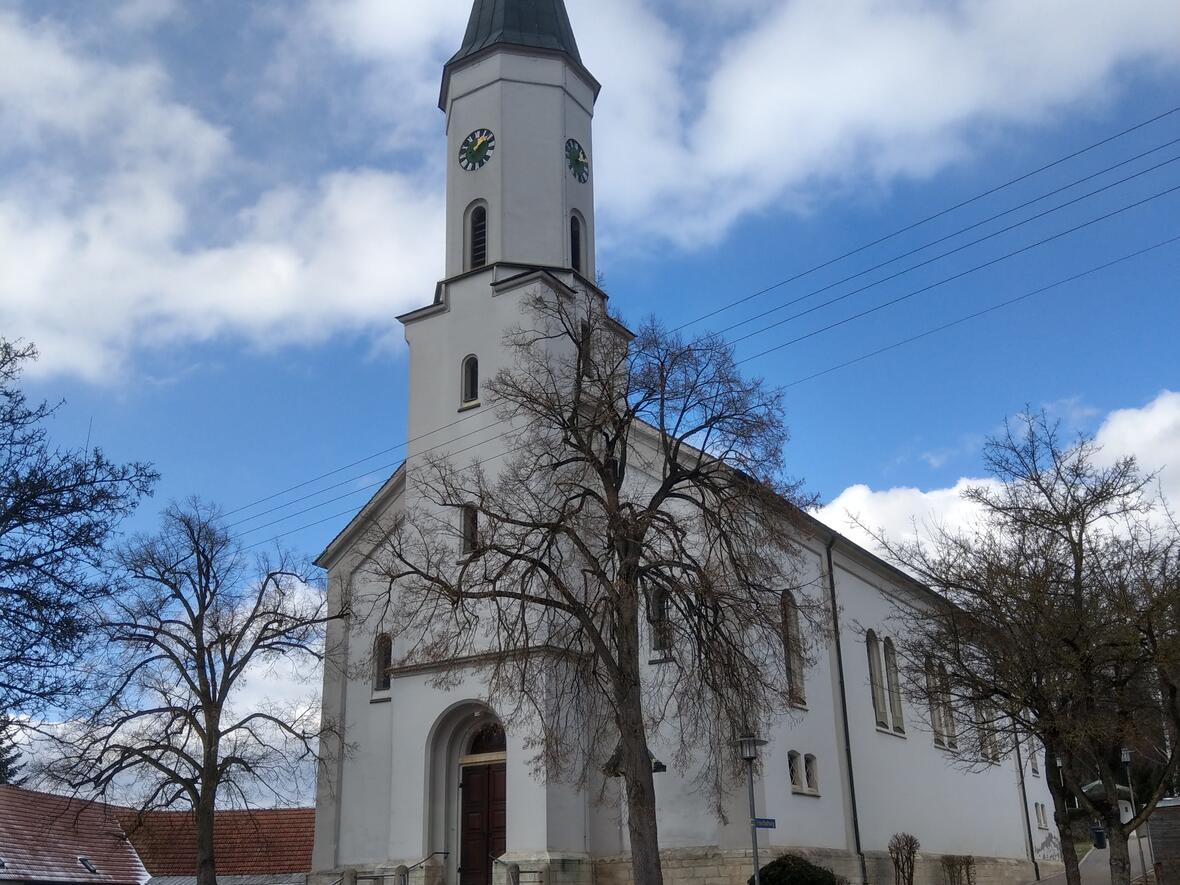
[675,104,1180,332]
[780,234,1180,388]
[225,110,1180,533]
[721,152,1180,342]
[245,234,1179,552]
[224,144,1180,531]
[232,175,1180,537]
[736,180,1180,363]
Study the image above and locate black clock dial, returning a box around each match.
[459,129,496,171]
[566,138,590,183]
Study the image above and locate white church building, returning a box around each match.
[309,2,1064,885]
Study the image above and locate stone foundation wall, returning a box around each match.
[592,847,1057,885]
[310,848,1061,885]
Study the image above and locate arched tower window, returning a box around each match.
[461,354,479,405]
[373,633,392,692]
[570,213,583,274]
[468,203,488,270]
[781,591,805,707]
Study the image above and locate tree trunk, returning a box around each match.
[619,689,663,885]
[1045,761,1081,885]
[614,572,663,885]
[1107,824,1132,885]
[1058,833,1081,885]
[195,786,218,885]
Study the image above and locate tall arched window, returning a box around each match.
[939,662,957,748]
[883,638,905,734]
[570,214,583,274]
[781,591,805,707]
[468,203,488,270]
[461,354,479,405]
[461,504,479,555]
[866,630,889,729]
[647,585,672,662]
[373,633,392,692]
[925,657,944,744]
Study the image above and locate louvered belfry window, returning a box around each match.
[470,205,488,269]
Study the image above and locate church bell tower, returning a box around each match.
[439,0,600,280]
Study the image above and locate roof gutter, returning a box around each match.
[827,537,869,885]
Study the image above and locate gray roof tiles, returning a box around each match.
[448,0,583,68]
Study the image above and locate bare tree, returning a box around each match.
[40,502,346,885]
[0,340,156,716]
[363,288,820,885]
[867,413,1180,885]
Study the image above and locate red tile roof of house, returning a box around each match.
[0,786,149,885]
[114,809,314,877]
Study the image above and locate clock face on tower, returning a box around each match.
[459,129,496,171]
[565,138,590,183]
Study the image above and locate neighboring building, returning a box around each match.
[0,786,148,885]
[0,786,312,885]
[116,809,314,885]
[309,2,1065,885]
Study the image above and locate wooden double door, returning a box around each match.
[459,762,506,885]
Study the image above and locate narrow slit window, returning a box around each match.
[866,631,889,729]
[373,633,392,692]
[571,215,583,274]
[884,638,905,734]
[461,355,479,404]
[804,754,818,793]
[781,591,806,707]
[788,751,803,790]
[939,664,958,748]
[926,657,945,746]
[469,205,488,269]
[647,586,672,661]
[461,504,479,555]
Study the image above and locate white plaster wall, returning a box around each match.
[763,546,854,855]
[444,53,596,279]
[835,556,1036,860]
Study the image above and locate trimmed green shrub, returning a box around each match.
[749,853,846,885]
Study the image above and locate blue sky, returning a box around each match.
[3,0,1179,558]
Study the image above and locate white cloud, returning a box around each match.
[113,0,181,31]
[1095,390,1180,506]
[1,0,1178,379]
[0,10,444,381]
[817,390,1180,552]
[295,0,1180,249]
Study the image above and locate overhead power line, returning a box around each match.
[233,175,1180,538]
[223,108,1180,539]
[733,178,1180,359]
[675,103,1180,332]
[722,152,1180,343]
[243,234,1179,553]
[780,234,1180,388]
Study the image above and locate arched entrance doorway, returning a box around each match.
[459,722,507,885]
[425,704,508,885]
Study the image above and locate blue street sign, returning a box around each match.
[753,818,777,829]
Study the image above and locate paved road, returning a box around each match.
[1037,836,1155,885]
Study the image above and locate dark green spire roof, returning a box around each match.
[441,0,598,108]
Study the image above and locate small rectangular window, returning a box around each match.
[788,751,803,790]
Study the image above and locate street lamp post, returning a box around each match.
[1122,748,1150,879]
[737,735,769,885]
